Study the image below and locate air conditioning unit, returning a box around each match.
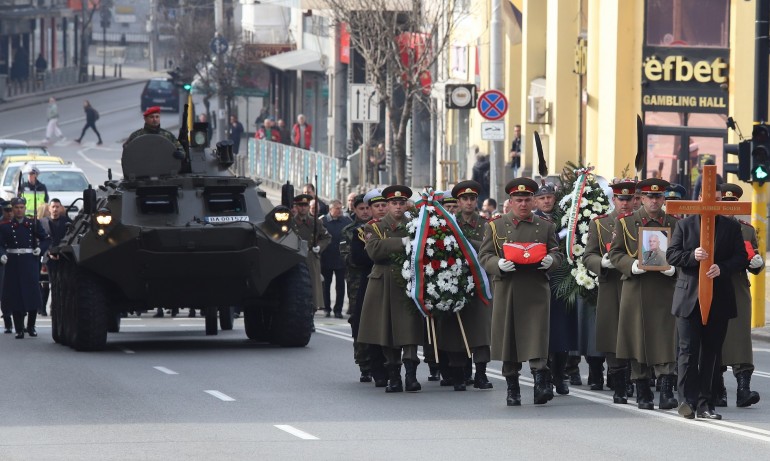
[528,96,548,124]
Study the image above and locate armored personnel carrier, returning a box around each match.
[50,110,313,351]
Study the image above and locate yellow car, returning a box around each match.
[0,155,66,201]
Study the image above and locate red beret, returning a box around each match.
[143,106,161,117]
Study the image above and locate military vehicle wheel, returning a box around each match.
[205,307,218,335]
[243,307,269,341]
[60,258,109,351]
[107,313,121,333]
[267,263,312,347]
[219,306,235,330]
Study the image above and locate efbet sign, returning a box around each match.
[641,48,729,114]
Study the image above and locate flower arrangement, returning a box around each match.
[552,162,610,307]
[399,189,492,318]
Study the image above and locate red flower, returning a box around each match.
[436,240,445,250]
[448,257,456,266]
[431,260,441,270]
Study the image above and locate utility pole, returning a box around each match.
[214,0,226,144]
[148,0,157,71]
[489,0,504,201]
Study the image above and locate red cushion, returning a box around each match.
[745,241,757,260]
[503,242,547,265]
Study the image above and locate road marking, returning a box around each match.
[205,390,235,401]
[274,425,319,440]
[2,104,138,137]
[754,348,770,353]
[77,149,114,172]
[315,327,354,342]
[119,347,135,354]
[153,366,178,375]
[753,370,770,379]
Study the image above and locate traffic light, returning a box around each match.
[167,67,191,91]
[751,123,770,184]
[724,140,751,182]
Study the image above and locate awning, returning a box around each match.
[261,49,327,72]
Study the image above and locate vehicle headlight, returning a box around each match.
[274,211,290,222]
[95,208,112,226]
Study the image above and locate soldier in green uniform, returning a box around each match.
[440,194,459,215]
[441,180,493,390]
[479,178,562,406]
[584,179,636,404]
[124,106,185,159]
[609,178,679,410]
[291,194,331,329]
[715,183,761,408]
[340,193,373,382]
[358,185,426,393]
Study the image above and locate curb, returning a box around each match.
[0,78,144,114]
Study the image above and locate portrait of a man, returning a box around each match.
[639,228,670,270]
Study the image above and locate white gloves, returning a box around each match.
[662,265,676,276]
[601,253,615,269]
[402,237,411,247]
[498,258,516,272]
[311,246,321,254]
[539,254,554,270]
[33,247,41,256]
[631,260,646,275]
[749,254,764,269]
[0,255,6,265]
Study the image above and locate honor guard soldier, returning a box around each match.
[479,178,562,406]
[609,178,679,410]
[433,180,493,391]
[358,185,426,393]
[0,197,50,338]
[584,179,636,403]
[714,183,761,408]
[291,194,331,325]
[440,194,459,215]
[665,184,688,219]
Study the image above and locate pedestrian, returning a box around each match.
[39,198,72,314]
[471,149,490,204]
[368,143,386,184]
[0,197,50,338]
[481,198,501,219]
[667,186,746,420]
[125,106,184,159]
[18,167,49,218]
[45,97,63,142]
[277,119,291,146]
[302,183,329,216]
[75,100,102,145]
[358,185,426,393]
[609,177,679,411]
[509,124,522,178]
[692,158,723,201]
[584,179,637,404]
[35,52,47,75]
[255,118,281,143]
[344,192,358,218]
[320,200,352,319]
[291,114,312,149]
[478,177,562,406]
[229,115,244,154]
[291,194,331,323]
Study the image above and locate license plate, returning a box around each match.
[205,216,249,223]
[153,98,166,103]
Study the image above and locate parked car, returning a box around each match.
[0,156,66,201]
[0,144,52,161]
[11,163,90,217]
[140,78,180,113]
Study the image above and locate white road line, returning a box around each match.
[77,150,113,172]
[315,327,354,342]
[274,425,319,440]
[205,390,235,402]
[119,347,135,354]
[3,104,138,137]
[153,366,178,375]
[754,348,770,353]
[178,324,205,327]
[753,371,770,379]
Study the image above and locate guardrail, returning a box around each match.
[1,67,79,99]
[235,139,339,203]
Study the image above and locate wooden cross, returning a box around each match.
[665,165,752,325]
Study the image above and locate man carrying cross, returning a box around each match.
[666,183,746,420]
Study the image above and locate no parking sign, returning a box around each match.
[477,90,508,121]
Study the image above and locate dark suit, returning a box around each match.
[666,215,746,412]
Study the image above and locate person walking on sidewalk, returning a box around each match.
[75,100,102,145]
[45,97,63,143]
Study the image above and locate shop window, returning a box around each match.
[646,0,729,48]
[646,112,685,127]
[687,113,727,128]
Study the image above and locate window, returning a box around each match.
[646,0,729,48]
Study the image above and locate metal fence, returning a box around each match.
[2,67,79,99]
[235,139,339,202]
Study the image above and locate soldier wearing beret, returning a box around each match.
[358,185,426,393]
[479,178,562,406]
[125,106,184,159]
[0,197,50,338]
[291,194,331,328]
[584,179,636,403]
[609,178,679,410]
[713,183,761,408]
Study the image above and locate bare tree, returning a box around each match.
[77,0,102,82]
[322,0,460,184]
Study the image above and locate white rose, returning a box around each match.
[426,248,435,257]
[582,209,592,217]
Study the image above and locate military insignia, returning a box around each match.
[651,185,659,191]
[395,191,402,197]
[725,191,734,197]
[517,185,526,191]
[622,188,630,195]
[364,232,373,240]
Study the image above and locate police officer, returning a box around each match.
[292,194,331,327]
[358,185,425,393]
[714,183,762,408]
[18,167,49,218]
[584,179,636,403]
[0,197,50,338]
[609,178,679,410]
[125,106,185,159]
[479,178,562,406]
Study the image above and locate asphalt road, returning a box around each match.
[2,78,770,460]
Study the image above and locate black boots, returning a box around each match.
[371,362,388,388]
[385,365,403,393]
[473,363,493,389]
[27,311,37,337]
[506,375,521,406]
[714,370,728,407]
[550,353,569,395]
[658,374,678,410]
[625,365,635,397]
[403,360,422,392]
[736,370,761,407]
[464,358,474,386]
[453,367,466,391]
[587,357,605,390]
[3,314,12,333]
[533,369,554,405]
[610,369,627,404]
[427,363,441,382]
[636,379,654,410]
[13,313,25,339]
[359,370,372,383]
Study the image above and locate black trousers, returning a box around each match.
[78,121,102,142]
[676,307,729,412]
[321,267,346,314]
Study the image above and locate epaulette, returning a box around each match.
[366,218,381,225]
[593,213,608,221]
[739,219,754,228]
[619,211,634,219]
[488,215,502,222]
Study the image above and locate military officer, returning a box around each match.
[0,197,50,338]
[715,183,761,408]
[609,178,679,410]
[664,183,687,201]
[358,185,426,393]
[584,179,636,403]
[440,194,459,214]
[479,178,562,406]
[292,193,331,328]
[124,106,185,159]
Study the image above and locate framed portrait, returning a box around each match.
[638,227,672,271]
